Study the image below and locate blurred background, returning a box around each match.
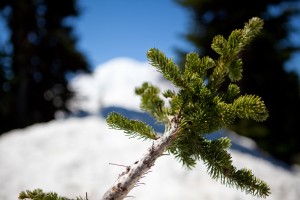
[0,0,300,170]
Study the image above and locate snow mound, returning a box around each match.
[69,58,173,113]
[0,116,299,200]
[1,57,300,199]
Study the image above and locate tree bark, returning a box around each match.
[102,119,180,200]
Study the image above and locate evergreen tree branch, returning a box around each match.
[197,138,269,198]
[233,95,269,122]
[106,112,158,140]
[146,48,184,87]
[102,17,269,200]
[19,17,270,200]
[102,116,181,200]
[135,82,168,123]
[19,189,86,200]
[209,17,264,90]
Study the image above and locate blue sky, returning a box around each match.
[0,1,192,68]
[74,0,300,75]
[74,0,193,67]
[0,0,299,74]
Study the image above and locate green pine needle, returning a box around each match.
[135,82,168,123]
[19,189,86,200]
[147,48,183,87]
[233,95,269,122]
[106,112,158,140]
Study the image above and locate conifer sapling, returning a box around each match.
[102,17,270,200]
[19,17,270,200]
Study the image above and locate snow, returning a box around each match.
[1,116,300,200]
[1,57,300,200]
[69,58,174,113]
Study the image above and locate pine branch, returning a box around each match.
[146,48,184,88]
[209,17,264,90]
[134,82,168,123]
[106,112,158,140]
[19,189,86,200]
[19,17,270,200]
[102,17,270,200]
[102,116,181,200]
[233,95,269,122]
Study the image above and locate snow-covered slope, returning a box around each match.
[0,116,300,200]
[69,58,173,113]
[1,58,300,200]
